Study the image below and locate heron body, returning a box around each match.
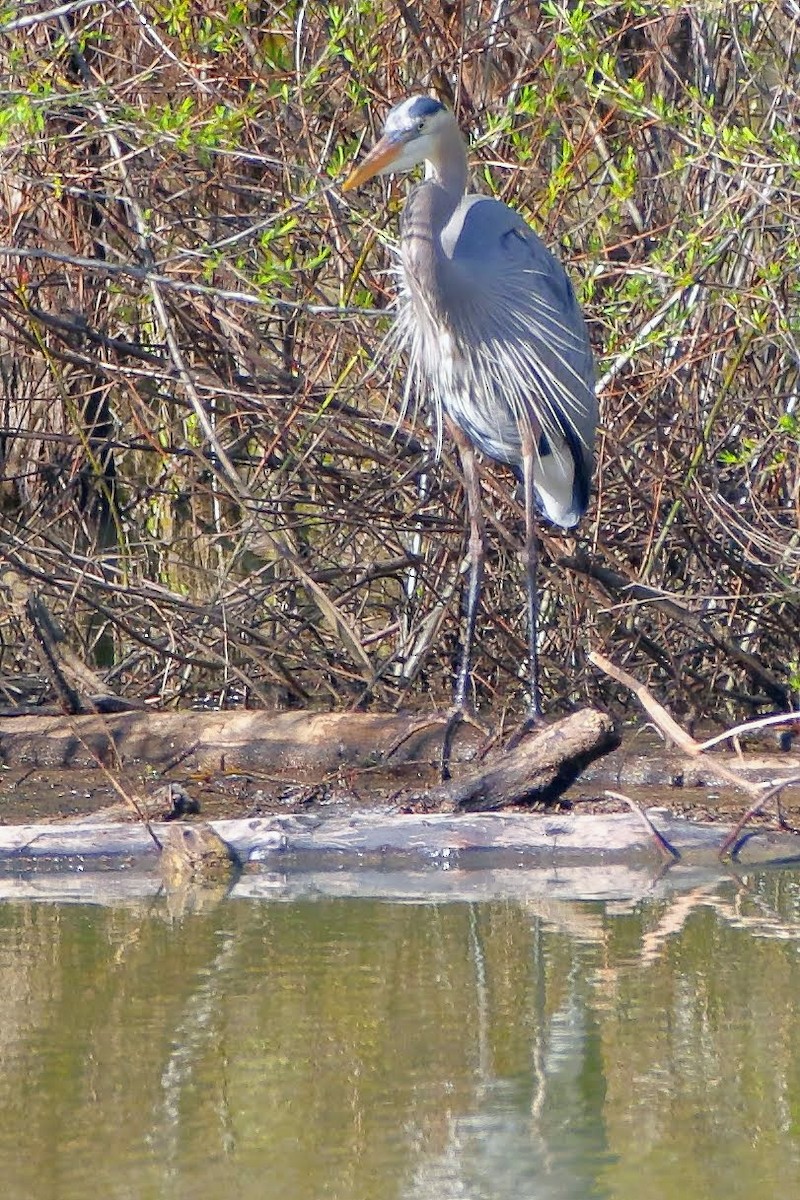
[344,95,596,735]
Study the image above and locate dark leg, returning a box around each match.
[501,439,543,755]
[441,422,485,777]
[382,424,485,778]
[521,438,543,722]
[450,423,485,712]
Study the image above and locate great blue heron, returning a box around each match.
[343,95,596,740]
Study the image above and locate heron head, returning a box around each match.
[342,96,450,190]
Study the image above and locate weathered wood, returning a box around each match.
[0,707,617,790]
[588,650,800,802]
[1,708,797,808]
[0,707,619,816]
[0,708,475,772]
[427,709,618,811]
[0,809,798,867]
[581,747,800,790]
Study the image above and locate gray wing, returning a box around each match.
[439,196,597,525]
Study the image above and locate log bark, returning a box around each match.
[0,809,798,868]
[0,708,466,772]
[0,707,616,787]
[423,709,618,811]
[1,708,798,808]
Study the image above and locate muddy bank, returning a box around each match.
[0,707,798,832]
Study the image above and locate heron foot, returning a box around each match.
[382,707,485,782]
[440,704,487,782]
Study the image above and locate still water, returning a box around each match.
[0,868,799,1199]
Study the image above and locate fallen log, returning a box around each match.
[2,707,799,826]
[421,709,618,811]
[0,707,614,795]
[0,708,475,773]
[0,808,798,868]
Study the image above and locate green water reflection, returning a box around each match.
[1,872,799,1199]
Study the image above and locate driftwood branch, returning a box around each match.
[717,775,800,860]
[697,712,800,752]
[589,649,800,857]
[605,790,680,861]
[424,709,618,812]
[589,650,763,797]
[589,649,699,756]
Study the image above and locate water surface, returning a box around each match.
[0,869,799,1199]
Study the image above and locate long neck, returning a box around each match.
[401,122,469,322]
[425,119,468,202]
[401,183,460,323]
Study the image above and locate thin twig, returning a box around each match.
[697,712,800,752]
[718,775,800,861]
[0,246,382,318]
[605,790,681,860]
[0,0,99,34]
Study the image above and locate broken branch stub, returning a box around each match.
[427,709,618,812]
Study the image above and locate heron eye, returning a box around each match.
[416,121,425,131]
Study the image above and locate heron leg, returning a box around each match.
[441,422,485,777]
[500,438,544,756]
[450,425,485,710]
[521,434,543,723]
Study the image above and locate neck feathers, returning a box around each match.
[399,120,469,324]
[400,183,461,323]
[425,119,468,200]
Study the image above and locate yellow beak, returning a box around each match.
[342,136,403,191]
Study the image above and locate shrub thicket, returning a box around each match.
[1,1,798,725]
